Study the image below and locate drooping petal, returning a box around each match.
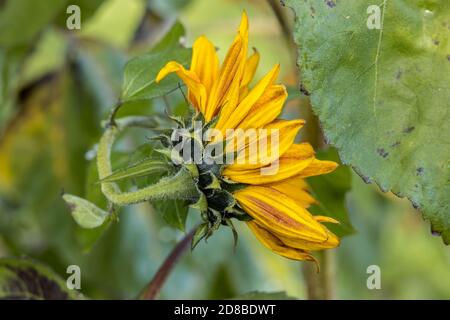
[191,35,219,98]
[247,221,317,262]
[156,61,207,111]
[224,143,315,184]
[235,186,329,242]
[216,64,280,132]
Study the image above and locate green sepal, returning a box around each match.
[207,189,236,213]
[229,206,253,222]
[191,223,208,250]
[198,171,221,190]
[225,218,238,250]
[189,188,208,213]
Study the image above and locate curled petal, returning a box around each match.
[247,221,317,263]
[156,61,207,112]
[191,35,219,98]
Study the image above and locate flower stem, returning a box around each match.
[97,125,198,206]
[141,228,196,300]
[302,250,336,299]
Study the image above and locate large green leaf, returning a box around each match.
[0,258,80,300]
[286,0,450,243]
[121,21,191,102]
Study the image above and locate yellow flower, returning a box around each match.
[156,12,340,263]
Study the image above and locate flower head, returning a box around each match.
[156,12,340,264]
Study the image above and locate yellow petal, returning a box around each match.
[294,159,338,178]
[241,47,260,89]
[314,215,340,224]
[204,13,249,121]
[265,175,317,208]
[236,85,287,130]
[156,61,207,112]
[278,228,340,251]
[224,143,315,184]
[224,119,304,172]
[216,64,280,132]
[235,186,328,242]
[247,221,317,262]
[191,35,219,98]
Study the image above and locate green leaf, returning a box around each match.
[286,85,307,102]
[154,200,189,232]
[307,148,355,237]
[99,158,172,183]
[0,258,80,300]
[287,0,450,243]
[0,0,67,48]
[63,193,110,229]
[230,291,295,300]
[121,21,191,102]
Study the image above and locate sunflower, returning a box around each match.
[156,12,340,263]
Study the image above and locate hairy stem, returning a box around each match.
[141,228,196,300]
[97,125,197,206]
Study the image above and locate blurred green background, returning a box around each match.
[0,0,448,299]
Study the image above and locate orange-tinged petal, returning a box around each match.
[224,143,315,184]
[156,61,207,112]
[235,186,328,242]
[191,35,219,97]
[247,221,317,262]
[216,64,280,132]
[236,85,287,130]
